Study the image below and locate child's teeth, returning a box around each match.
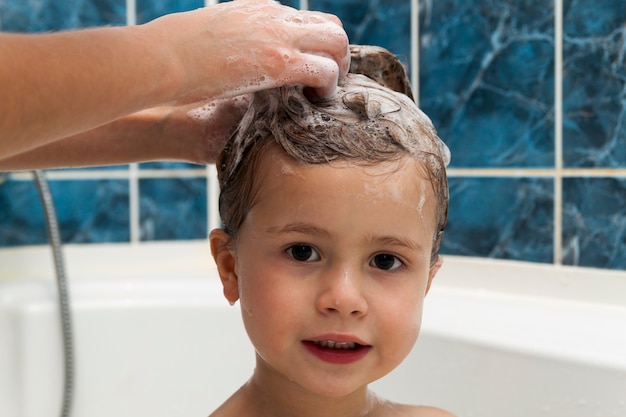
[315,340,356,349]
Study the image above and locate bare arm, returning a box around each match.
[0,0,349,164]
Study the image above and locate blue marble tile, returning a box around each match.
[562,177,626,270]
[562,0,626,168]
[139,177,207,241]
[136,0,203,24]
[420,0,555,168]
[0,0,125,32]
[0,177,130,245]
[49,179,130,243]
[0,178,47,246]
[442,177,554,263]
[278,0,300,8]
[139,161,206,170]
[308,0,412,70]
[139,162,204,170]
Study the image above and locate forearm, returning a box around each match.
[0,108,191,171]
[0,96,250,172]
[0,26,180,160]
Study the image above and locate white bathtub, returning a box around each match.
[1,242,625,417]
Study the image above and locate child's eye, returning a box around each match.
[286,244,320,262]
[370,253,403,271]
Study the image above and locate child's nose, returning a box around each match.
[315,265,368,318]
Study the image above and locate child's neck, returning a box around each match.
[241,364,382,417]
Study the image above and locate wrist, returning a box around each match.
[130,23,185,105]
[160,106,214,164]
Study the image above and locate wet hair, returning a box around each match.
[216,46,450,262]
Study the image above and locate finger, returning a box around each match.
[290,14,350,79]
[289,53,340,98]
[306,10,344,28]
[236,4,350,80]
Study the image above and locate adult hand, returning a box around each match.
[147,0,350,102]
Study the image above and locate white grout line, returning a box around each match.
[208,165,221,232]
[126,1,139,244]
[300,0,309,11]
[205,0,219,6]
[411,0,419,105]
[554,0,564,265]
[446,168,626,178]
[125,0,136,26]
[128,163,141,244]
[8,166,626,182]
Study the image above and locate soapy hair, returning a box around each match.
[216,47,450,262]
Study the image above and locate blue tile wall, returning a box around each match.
[443,177,554,263]
[139,178,207,241]
[278,0,300,8]
[0,177,47,245]
[1,0,625,271]
[136,0,203,24]
[419,0,555,168]
[562,177,626,269]
[140,162,202,170]
[0,177,130,245]
[0,0,125,31]
[51,179,130,243]
[309,0,412,70]
[562,0,626,168]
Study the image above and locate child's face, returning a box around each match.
[211,146,442,399]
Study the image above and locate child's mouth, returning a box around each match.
[312,340,359,349]
[302,340,372,364]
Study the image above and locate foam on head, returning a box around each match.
[221,73,449,172]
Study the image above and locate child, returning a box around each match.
[209,45,454,417]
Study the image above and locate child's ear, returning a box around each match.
[425,255,443,296]
[210,229,240,304]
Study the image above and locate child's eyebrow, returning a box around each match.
[367,235,425,253]
[265,224,424,252]
[265,223,332,238]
